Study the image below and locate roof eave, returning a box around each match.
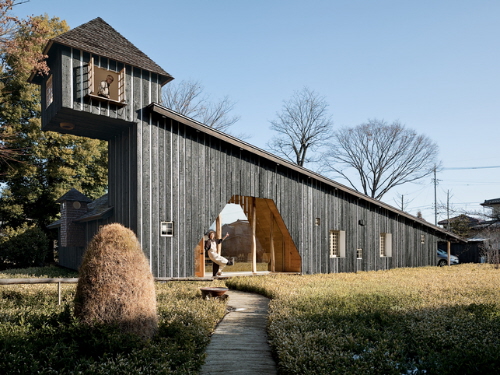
[28,39,174,86]
[148,102,463,242]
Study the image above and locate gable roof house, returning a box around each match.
[29,18,461,277]
[436,201,500,263]
[437,214,484,263]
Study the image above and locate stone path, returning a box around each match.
[200,290,278,375]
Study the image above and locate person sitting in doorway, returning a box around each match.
[205,230,233,277]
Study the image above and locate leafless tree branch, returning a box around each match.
[161,79,240,133]
[267,87,333,167]
[323,119,440,200]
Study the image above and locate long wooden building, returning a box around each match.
[31,18,460,277]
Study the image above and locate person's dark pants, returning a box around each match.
[212,262,219,276]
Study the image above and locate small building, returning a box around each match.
[436,204,500,263]
[30,18,461,277]
[481,198,500,220]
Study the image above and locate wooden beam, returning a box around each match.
[251,197,257,274]
[447,241,451,266]
[216,215,222,255]
[270,210,275,272]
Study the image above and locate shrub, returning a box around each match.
[0,265,78,279]
[0,224,48,268]
[74,223,158,339]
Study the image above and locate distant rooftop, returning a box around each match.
[438,215,481,226]
[481,198,500,207]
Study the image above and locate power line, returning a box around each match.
[443,165,500,170]
[432,165,500,224]
[441,181,500,186]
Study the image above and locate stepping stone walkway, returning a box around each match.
[200,290,277,375]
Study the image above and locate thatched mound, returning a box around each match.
[74,223,157,339]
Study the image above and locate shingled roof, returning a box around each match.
[32,17,173,85]
[56,188,92,203]
[74,194,113,223]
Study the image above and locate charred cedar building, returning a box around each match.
[30,18,460,277]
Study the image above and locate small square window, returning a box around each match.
[160,221,174,237]
[357,248,363,259]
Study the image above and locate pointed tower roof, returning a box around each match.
[31,17,173,85]
[56,188,92,203]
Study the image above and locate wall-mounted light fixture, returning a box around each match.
[315,218,321,226]
[60,122,74,130]
[358,220,365,226]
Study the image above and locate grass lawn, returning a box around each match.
[0,266,227,374]
[2,264,500,374]
[227,264,500,375]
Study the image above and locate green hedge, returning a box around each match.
[0,224,49,268]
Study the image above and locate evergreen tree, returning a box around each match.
[0,14,108,234]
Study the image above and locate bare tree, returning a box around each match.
[161,79,239,133]
[393,193,415,212]
[323,119,439,200]
[267,87,333,167]
[0,1,30,45]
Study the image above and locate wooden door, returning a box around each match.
[194,238,205,277]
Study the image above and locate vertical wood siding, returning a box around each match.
[53,46,447,277]
[107,112,445,277]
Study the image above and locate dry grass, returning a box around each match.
[74,223,157,339]
[227,264,500,374]
[0,274,228,374]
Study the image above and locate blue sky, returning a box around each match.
[17,0,500,223]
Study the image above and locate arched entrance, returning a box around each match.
[194,196,301,277]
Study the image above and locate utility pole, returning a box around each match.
[432,165,500,226]
[434,166,438,225]
[447,190,450,231]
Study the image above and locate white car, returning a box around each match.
[437,249,459,267]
